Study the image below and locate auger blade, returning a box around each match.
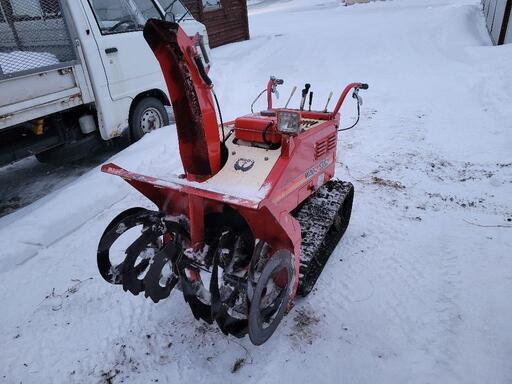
[143,239,180,303]
[210,253,248,338]
[181,274,214,324]
[122,231,157,296]
[97,208,161,286]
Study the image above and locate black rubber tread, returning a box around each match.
[130,97,170,142]
[294,180,354,297]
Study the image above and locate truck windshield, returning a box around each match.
[159,0,193,22]
[89,0,162,34]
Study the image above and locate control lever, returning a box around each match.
[352,83,368,106]
[323,91,333,112]
[300,83,311,111]
[352,88,363,106]
[284,86,297,108]
[270,76,284,98]
[194,56,212,86]
[308,92,314,111]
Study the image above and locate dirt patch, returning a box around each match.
[100,368,121,384]
[231,357,246,373]
[371,176,406,190]
[426,192,486,210]
[289,308,321,346]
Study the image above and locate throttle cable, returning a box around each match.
[338,92,361,132]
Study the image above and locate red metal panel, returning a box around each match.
[144,20,221,179]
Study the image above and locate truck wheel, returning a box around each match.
[35,133,102,164]
[130,97,169,142]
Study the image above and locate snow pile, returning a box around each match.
[0,51,60,74]
[1,0,511,383]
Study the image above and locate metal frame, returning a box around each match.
[498,0,512,45]
[0,0,79,82]
[483,0,512,45]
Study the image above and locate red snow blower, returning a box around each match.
[97,19,368,345]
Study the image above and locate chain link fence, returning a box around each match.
[0,0,77,80]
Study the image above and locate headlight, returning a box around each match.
[277,111,300,135]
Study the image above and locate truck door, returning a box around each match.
[84,0,165,101]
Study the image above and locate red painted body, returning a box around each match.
[102,20,365,303]
[144,19,221,180]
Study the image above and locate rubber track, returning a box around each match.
[294,180,354,297]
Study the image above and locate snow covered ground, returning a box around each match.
[1,0,511,383]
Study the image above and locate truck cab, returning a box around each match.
[0,0,211,165]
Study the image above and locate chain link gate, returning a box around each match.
[0,0,77,80]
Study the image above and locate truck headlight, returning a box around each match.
[277,111,300,135]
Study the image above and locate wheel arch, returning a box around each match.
[129,89,171,122]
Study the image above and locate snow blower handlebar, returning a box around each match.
[330,82,369,118]
[267,76,284,109]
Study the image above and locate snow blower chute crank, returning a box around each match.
[97,19,368,345]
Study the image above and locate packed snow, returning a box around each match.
[1,0,511,383]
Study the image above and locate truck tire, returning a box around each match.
[130,97,169,142]
[35,133,102,164]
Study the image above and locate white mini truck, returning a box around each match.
[0,0,211,165]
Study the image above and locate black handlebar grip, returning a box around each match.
[194,56,212,86]
[276,78,284,85]
[359,83,369,90]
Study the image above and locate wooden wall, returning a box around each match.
[182,0,249,48]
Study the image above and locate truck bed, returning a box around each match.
[0,64,89,130]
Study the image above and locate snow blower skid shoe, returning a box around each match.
[96,19,368,345]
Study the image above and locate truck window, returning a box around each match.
[202,0,221,11]
[88,0,162,35]
[158,0,193,21]
[132,0,161,20]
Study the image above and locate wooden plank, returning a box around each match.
[182,0,249,47]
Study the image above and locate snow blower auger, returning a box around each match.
[97,19,368,345]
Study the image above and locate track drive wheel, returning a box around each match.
[248,249,293,346]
